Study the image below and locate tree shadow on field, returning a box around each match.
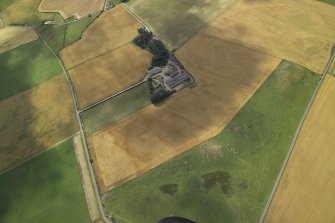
[0,42,79,222]
[103,1,286,222]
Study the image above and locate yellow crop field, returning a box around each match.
[0,26,38,53]
[265,75,335,223]
[60,5,142,69]
[0,75,78,172]
[69,44,151,108]
[38,0,104,19]
[89,33,280,193]
[201,0,335,73]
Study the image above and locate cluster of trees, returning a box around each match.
[133,28,170,68]
[147,78,171,104]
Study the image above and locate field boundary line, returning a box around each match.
[67,42,130,70]
[0,133,77,176]
[35,27,111,223]
[79,79,146,113]
[120,3,149,30]
[259,49,335,223]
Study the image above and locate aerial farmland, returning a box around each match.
[0,0,335,223]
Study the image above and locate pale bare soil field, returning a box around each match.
[73,134,101,222]
[38,0,104,19]
[60,6,141,69]
[0,26,38,53]
[0,75,78,172]
[69,44,151,108]
[89,33,280,193]
[201,0,335,73]
[265,75,335,223]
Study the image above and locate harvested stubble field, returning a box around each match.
[0,75,78,172]
[89,33,281,193]
[0,39,62,100]
[200,0,335,74]
[0,139,91,223]
[128,0,235,49]
[103,61,320,223]
[1,0,63,25]
[69,44,151,108]
[0,26,37,53]
[265,75,335,223]
[60,5,142,69]
[38,0,104,19]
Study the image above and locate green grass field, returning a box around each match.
[0,39,62,100]
[1,0,63,25]
[128,0,235,49]
[103,61,320,223]
[0,139,91,223]
[319,0,335,6]
[82,82,151,135]
[0,0,14,12]
[36,13,100,53]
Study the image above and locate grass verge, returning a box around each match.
[0,39,62,100]
[102,61,320,223]
[0,139,91,223]
[82,81,151,135]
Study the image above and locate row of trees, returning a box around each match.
[133,28,169,68]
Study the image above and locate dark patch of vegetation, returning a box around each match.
[238,179,248,191]
[160,184,178,196]
[134,27,170,68]
[202,171,233,196]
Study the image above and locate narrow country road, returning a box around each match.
[34,28,112,223]
[259,49,335,223]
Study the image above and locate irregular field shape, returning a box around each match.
[0,39,62,100]
[0,139,90,223]
[60,6,141,69]
[128,0,236,49]
[265,75,335,223]
[0,75,78,172]
[89,33,280,193]
[1,0,63,25]
[104,61,319,223]
[0,26,37,53]
[69,44,151,108]
[38,0,104,19]
[201,0,335,73]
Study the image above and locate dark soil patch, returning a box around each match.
[202,171,233,196]
[160,184,178,196]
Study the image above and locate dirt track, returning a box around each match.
[264,75,335,223]
[73,134,101,222]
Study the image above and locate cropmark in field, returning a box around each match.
[89,32,281,193]
[127,0,236,49]
[201,0,335,73]
[0,26,37,53]
[38,0,104,19]
[103,61,320,223]
[265,75,335,223]
[0,75,78,172]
